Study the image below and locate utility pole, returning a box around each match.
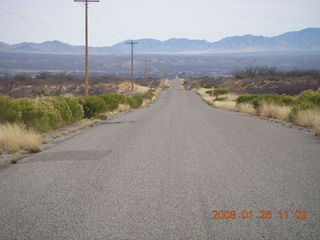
[126,40,138,91]
[143,59,150,82]
[74,0,99,96]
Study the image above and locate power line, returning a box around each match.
[0,6,80,31]
[126,40,138,91]
[89,8,123,42]
[74,0,99,97]
[91,5,126,41]
[100,4,129,40]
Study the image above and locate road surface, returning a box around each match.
[1,79,320,239]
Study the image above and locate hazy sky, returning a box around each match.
[1,0,319,47]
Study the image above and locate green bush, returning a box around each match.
[127,95,143,109]
[0,91,149,131]
[37,100,61,130]
[290,102,319,116]
[214,97,227,102]
[17,98,61,132]
[213,88,229,97]
[236,94,295,109]
[205,90,213,95]
[78,96,106,118]
[100,93,122,111]
[44,98,73,123]
[236,94,260,105]
[141,90,155,100]
[203,84,213,89]
[0,96,21,123]
[58,96,84,121]
[117,95,130,104]
[296,89,320,106]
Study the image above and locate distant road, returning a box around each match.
[0,80,319,239]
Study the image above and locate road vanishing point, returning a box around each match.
[1,79,320,239]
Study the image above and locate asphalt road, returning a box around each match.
[1,79,320,239]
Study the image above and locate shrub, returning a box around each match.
[213,101,236,111]
[17,98,61,132]
[127,95,143,109]
[296,89,320,106]
[141,90,155,100]
[0,123,42,154]
[44,98,73,123]
[214,97,227,101]
[214,88,229,97]
[78,96,106,118]
[37,100,62,130]
[203,84,213,89]
[0,96,21,123]
[236,94,260,105]
[205,90,213,95]
[58,96,84,121]
[236,103,257,115]
[100,93,122,111]
[259,103,291,120]
[292,109,320,129]
[236,94,294,109]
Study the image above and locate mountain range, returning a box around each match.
[1,28,319,55]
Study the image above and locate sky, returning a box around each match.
[1,0,320,47]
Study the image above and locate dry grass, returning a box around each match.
[117,104,131,112]
[236,103,257,115]
[0,123,42,154]
[213,101,237,111]
[196,88,214,105]
[160,79,171,89]
[219,93,239,101]
[293,109,320,131]
[142,99,151,107]
[258,103,291,120]
[136,84,150,94]
[118,82,150,95]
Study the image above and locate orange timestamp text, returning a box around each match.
[210,210,307,220]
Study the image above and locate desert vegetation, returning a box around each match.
[197,86,320,136]
[0,72,161,98]
[0,88,158,155]
[185,67,320,95]
[0,123,42,154]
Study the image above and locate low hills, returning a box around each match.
[1,28,320,55]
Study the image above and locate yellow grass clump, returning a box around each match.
[0,123,42,154]
[236,103,257,115]
[219,93,239,101]
[259,103,291,120]
[293,109,320,134]
[213,101,237,111]
[142,99,151,107]
[117,104,131,112]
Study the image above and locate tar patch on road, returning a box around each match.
[22,150,112,163]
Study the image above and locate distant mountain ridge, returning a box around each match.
[1,28,319,54]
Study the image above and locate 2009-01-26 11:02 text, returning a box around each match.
[210,210,307,220]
